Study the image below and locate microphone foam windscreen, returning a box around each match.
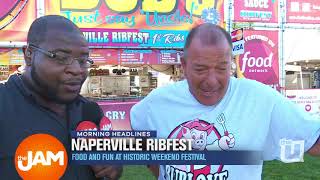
[81,101,104,125]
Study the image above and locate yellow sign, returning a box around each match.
[45,0,225,30]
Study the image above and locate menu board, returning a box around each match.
[119,49,158,65]
[159,50,182,64]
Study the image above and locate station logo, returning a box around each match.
[15,134,68,180]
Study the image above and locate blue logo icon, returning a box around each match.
[201,8,220,24]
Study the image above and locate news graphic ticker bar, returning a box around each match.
[71,130,157,138]
[71,151,263,165]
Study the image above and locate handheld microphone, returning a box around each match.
[76,101,114,131]
[81,101,104,125]
[100,116,113,131]
[78,101,113,180]
[75,101,102,131]
[76,121,98,131]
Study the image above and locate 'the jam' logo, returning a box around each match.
[15,134,68,180]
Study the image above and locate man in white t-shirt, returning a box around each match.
[130,23,320,180]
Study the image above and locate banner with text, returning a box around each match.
[236,30,279,89]
[234,0,278,23]
[286,0,320,24]
[0,0,36,42]
[286,89,320,120]
[82,28,189,48]
[97,101,138,130]
[45,0,225,48]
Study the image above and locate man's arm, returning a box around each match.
[307,136,320,156]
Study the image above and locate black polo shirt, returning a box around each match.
[0,74,98,180]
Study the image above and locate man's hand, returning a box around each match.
[91,165,123,180]
[308,137,320,156]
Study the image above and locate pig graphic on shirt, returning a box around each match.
[165,119,233,180]
[179,119,235,151]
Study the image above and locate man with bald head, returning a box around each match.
[131,23,320,179]
[0,15,122,179]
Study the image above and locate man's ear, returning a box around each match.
[23,45,32,66]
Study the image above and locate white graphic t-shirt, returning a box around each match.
[130,77,320,180]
